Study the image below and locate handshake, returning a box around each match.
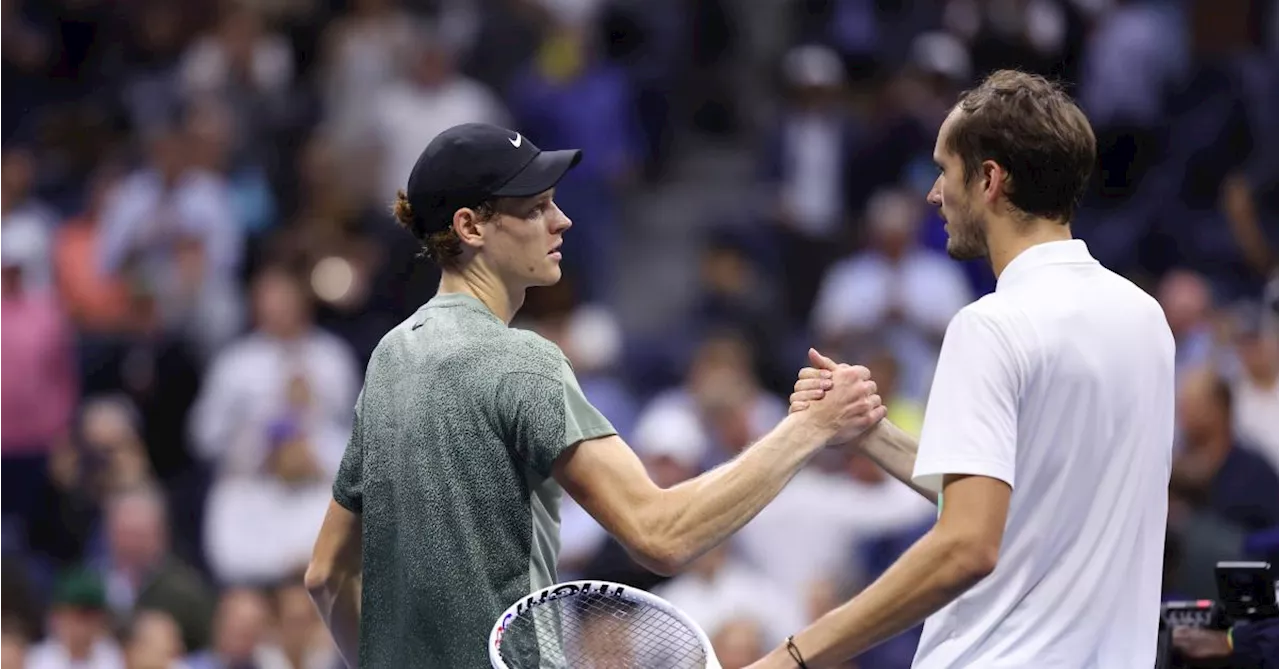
[787,347,888,448]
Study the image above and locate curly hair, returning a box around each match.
[393,190,496,267]
[945,70,1096,224]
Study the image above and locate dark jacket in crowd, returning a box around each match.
[1232,618,1278,669]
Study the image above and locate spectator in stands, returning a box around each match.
[27,569,125,669]
[1158,0,1278,295]
[1172,619,1278,669]
[1225,301,1279,471]
[320,0,422,149]
[1171,368,1279,533]
[121,610,188,669]
[54,163,135,335]
[30,398,154,566]
[178,1,295,163]
[634,331,786,468]
[653,542,805,647]
[1,0,54,130]
[1,223,77,538]
[811,188,971,400]
[942,0,1079,79]
[868,348,923,436]
[97,123,244,360]
[711,617,767,669]
[115,1,191,134]
[193,264,358,585]
[761,44,856,323]
[0,147,57,291]
[186,589,288,669]
[733,445,935,608]
[374,35,508,202]
[97,487,215,654]
[692,228,790,396]
[1158,269,1219,380]
[184,98,277,239]
[273,132,425,365]
[507,13,640,301]
[273,578,337,669]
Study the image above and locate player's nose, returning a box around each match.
[926,179,943,207]
[551,201,572,232]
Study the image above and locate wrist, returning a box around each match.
[782,412,836,453]
[760,645,802,669]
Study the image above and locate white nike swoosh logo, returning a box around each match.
[509,134,522,148]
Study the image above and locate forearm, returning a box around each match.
[856,420,936,504]
[647,414,827,571]
[307,568,362,668]
[761,530,989,668]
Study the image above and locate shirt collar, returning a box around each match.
[995,239,1096,292]
[422,292,504,324]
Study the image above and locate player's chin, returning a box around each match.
[531,263,563,286]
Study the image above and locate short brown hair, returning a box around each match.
[392,190,495,267]
[946,70,1096,223]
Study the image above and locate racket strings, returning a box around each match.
[498,592,709,668]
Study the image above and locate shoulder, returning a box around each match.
[950,297,1019,339]
[944,299,1029,369]
[503,328,570,378]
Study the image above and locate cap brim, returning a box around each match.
[490,149,582,198]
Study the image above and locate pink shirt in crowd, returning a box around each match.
[1,291,77,455]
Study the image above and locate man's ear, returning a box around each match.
[452,207,486,250]
[980,160,1009,206]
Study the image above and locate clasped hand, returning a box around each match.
[789,348,886,446]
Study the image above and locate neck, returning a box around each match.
[67,639,94,660]
[1200,432,1233,468]
[1247,366,1278,390]
[266,324,307,341]
[988,217,1073,278]
[439,267,523,324]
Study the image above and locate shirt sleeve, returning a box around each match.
[1231,618,1278,668]
[332,390,364,513]
[497,357,617,478]
[912,306,1022,494]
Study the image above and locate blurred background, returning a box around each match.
[0,0,1276,667]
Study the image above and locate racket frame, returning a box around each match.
[488,579,722,669]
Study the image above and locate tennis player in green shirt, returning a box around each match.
[304,123,885,668]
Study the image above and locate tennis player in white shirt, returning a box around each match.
[752,70,1177,669]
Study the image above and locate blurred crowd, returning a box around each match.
[1,0,1276,667]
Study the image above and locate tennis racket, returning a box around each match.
[488,579,722,669]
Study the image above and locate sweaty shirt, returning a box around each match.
[333,292,617,667]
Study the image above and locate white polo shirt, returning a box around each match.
[911,240,1176,669]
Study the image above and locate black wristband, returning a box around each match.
[786,635,809,669]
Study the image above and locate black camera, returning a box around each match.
[1160,562,1277,630]
[1214,561,1278,622]
[1156,562,1278,668]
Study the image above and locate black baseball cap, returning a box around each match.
[405,123,582,233]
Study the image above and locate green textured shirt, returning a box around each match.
[333,292,616,668]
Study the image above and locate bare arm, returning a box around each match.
[750,474,1011,669]
[789,349,936,503]
[1221,172,1274,274]
[306,500,363,668]
[554,365,883,576]
[855,420,936,504]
